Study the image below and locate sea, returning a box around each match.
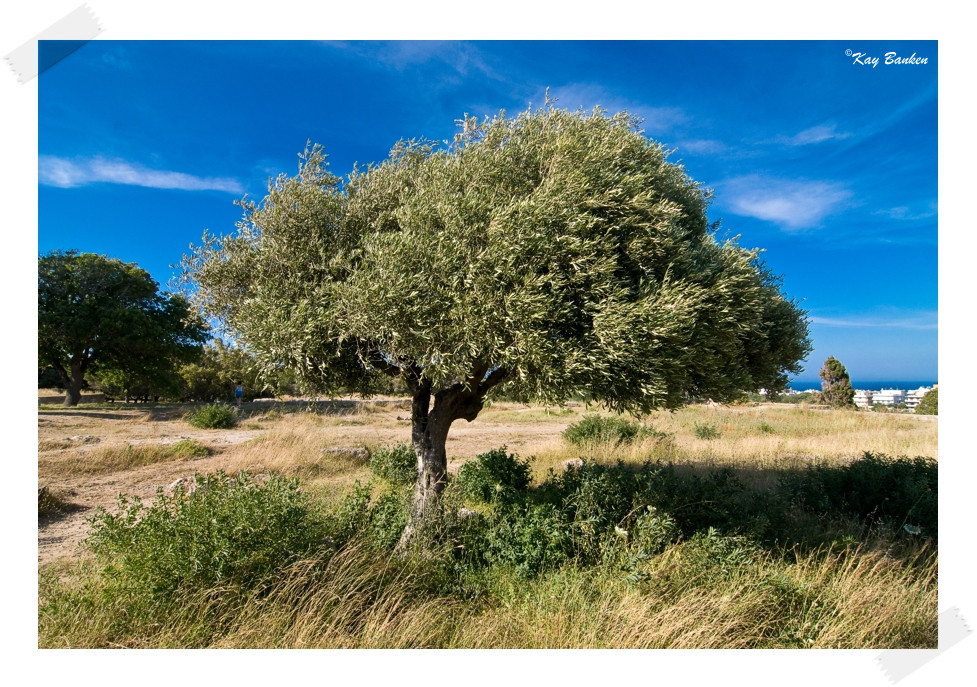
[787,380,937,393]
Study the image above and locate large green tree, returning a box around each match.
[38,250,207,406]
[186,105,811,548]
[817,356,856,408]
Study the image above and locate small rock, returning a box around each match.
[322,447,370,460]
[564,401,580,407]
[563,458,584,470]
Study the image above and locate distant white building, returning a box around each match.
[905,386,933,410]
[872,388,907,406]
[850,385,933,409]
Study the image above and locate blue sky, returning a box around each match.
[35,38,937,384]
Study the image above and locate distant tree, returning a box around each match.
[915,386,938,415]
[179,340,289,402]
[817,356,856,408]
[88,356,184,403]
[185,105,811,549]
[38,250,208,406]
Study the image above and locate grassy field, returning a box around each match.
[38,399,937,649]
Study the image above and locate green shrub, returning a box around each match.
[785,452,938,537]
[562,414,656,446]
[456,446,532,503]
[693,422,720,439]
[324,482,373,547]
[319,482,413,552]
[85,471,325,602]
[186,403,238,429]
[369,443,417,485]
[367,489,411,550]
[482,503,574,577]
[679,528,764,581]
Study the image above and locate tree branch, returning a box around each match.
[478,366,509,394]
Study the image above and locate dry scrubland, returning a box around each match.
[38,399,937,649]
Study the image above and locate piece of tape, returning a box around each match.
[876,607,971,683]
[5,4,103,84]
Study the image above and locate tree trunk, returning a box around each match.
[395,366,506,553]
[61,362,85,407]
[397,381,451,552]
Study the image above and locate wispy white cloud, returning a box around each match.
[778,123,851,146]
[810,312,937,330]
[324,41,500,82]
[39,156,244,193]
[542,84,686,134]
[675,138,728,155]
[874,203,938,221]
[720,175,852,229]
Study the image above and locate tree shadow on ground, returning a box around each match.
[515,452,938,557]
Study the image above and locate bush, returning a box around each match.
[482,503,574,577]
[369,443,417,485]
[85,471,325,602]
[456,446,532,503]
[186,403,238,429]
[693,422,720,439]
[785,453,938,537]
[562,414,657,447]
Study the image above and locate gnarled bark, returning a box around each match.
[396,366,507,552]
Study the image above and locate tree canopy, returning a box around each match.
[817,356,856,408]
[39,250,207,406]
[915,386,938,415]
[185,105,811,546]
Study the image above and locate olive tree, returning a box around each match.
[185,106,811,548]
[39,250,207,406]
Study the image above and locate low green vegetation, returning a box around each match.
[84,472,323,603]
[368,443,417,485]
[186,403,238,429]
[455,446,532,504]
[39,448,937,648]
[562,414,659,447]
[693,422,720,440]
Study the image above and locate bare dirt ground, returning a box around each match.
[37,400,573,568]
